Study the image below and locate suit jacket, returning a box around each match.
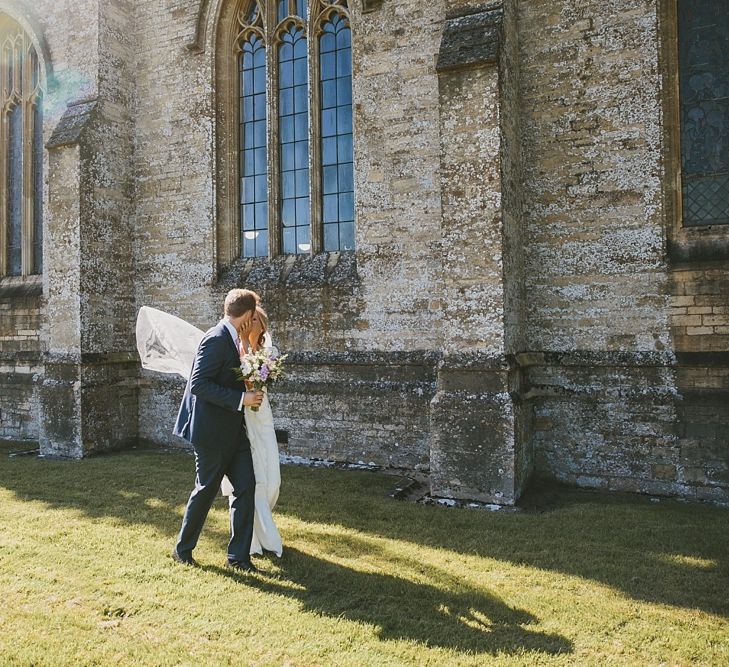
[173,321,246,449]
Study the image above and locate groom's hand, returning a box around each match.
[243,390,264,408]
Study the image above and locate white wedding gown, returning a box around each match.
[136,306,283,557]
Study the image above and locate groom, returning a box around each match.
[172,288,264,571]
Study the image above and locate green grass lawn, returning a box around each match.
[1,443,727,666]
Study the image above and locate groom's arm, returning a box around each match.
[189,334,243,412]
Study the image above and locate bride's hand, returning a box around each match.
[238,321,252,339]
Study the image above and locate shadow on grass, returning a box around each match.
[2,445,728,623]
[205,546,573,657]
[277,468,729,618]
[0,447,233,547]
[1,447,573,658]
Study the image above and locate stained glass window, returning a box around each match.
[1,14,44,277]
[240,34,268,258]
[278,25,310,254]
[320,13,354,251]
[678,0,729,226]
[232,1,354,259]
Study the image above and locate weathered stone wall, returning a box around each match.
[0,284,42,442]
[500,0,532,493]
[524,351,681,494]
[0,0,140,457]
[520,0,671,352]
[674,360,729,502]
[133,0,453,464]
[670,266,729,351]
[0,0,99,446]
[84,0,137,354]
[3,0,726,503]
[517,0,727,502]
[428,1,530,503]
[668,259,729,500]
[273,351,436,469]
[519,0,673,492]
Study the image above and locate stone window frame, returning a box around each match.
[659,0,729,262]
[0,11,44,280]
[215,0,354,269]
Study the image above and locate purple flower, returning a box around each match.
[260,365,270,381]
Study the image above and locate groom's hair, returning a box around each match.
[224,289,260,318]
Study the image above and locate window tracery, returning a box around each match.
[0,13,44,277]
[232,0,354,259]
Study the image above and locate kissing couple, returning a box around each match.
[135,289,283,572]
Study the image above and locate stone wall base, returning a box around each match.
[39,357,138,458]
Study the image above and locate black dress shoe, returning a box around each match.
[171,549,198,567]
[226,559,258,573]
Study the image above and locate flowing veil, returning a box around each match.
[136,306,204,380]
[136,306,275,379]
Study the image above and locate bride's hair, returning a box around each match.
[254,306,268,348]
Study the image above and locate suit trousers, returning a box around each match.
[176,434,256,562]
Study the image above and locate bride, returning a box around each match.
[135,305,283,558]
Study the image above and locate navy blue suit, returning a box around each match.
[173,321,255,562]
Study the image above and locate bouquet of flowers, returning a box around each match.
[234,346,288,411]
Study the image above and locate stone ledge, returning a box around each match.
[218,250,360,290]
[46,99,97,149]
[517,350,677,368]
[42,352,138,365]
[675,351,729,367]
[0,274,42,299]
[437,3,504,72]
[0,351,42,364]
[668,235,729,264]
[282,349,439,366]
[439,351,512,371]
[677,387,729,399]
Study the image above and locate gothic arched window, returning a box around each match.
[319,11,353,251]
[677,0,729,226]
[0,13,44,277]
[232,0,354,260]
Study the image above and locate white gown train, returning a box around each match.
[221,391,282,557]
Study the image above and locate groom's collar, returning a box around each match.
[220,317,238,345]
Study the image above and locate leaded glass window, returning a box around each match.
[233,0,354,258]
[320,12,354,251]
[0,13,44,277]
[678,0,729,226]
[279,25,310,254]
[240,34,268,257]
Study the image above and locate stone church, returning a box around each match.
[1,0,727,504]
